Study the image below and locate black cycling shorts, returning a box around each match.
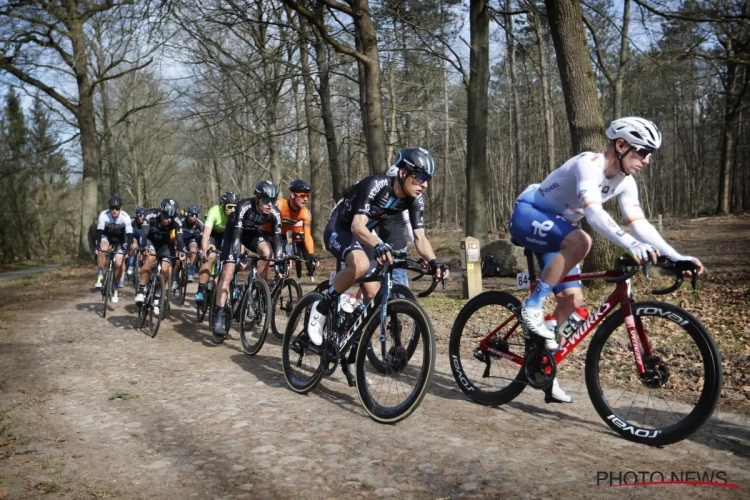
[220,229,268,264]
[144,239,175,263]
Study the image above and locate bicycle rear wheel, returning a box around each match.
[148,274,165,338]
[281,292,324,393]
[586,301,722,446]
[239,278,272,355]
[271,277,302,341]
[448,291,527,406]
[356,298,435,423]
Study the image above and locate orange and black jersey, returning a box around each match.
[261,198,314,254]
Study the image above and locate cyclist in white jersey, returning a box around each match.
[509,117,703,403]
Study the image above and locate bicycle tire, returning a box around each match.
[585,301,722,446]
[197,278,214,323]
[271,277,302,341]
[211,285,229,344]
[178,265,188,306]
[355,298,436,423]
[148,274,165,338]
[136,282,149,329]
[448,291,527,406]
[239,278,272,355]
[281,292,324,393]
[101,267,112,318]
[365,284,419,374]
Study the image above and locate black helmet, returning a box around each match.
[254,181,279,199]
[220,191,239,205]
[186,205,200,216]
[135,206,146,215]
[394,147,436,176]
[159,198,179,218]
[108,195,122,208]
[289,179,311,193]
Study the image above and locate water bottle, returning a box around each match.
[339,294,354,314]
[544,315,557,335]
[232,287,240,301]
[560,308,589,340]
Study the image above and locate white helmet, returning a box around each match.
[606,117,662,150]
[386,165,399,177]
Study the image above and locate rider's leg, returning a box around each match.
[527,229,590,308]
[113,251,125,284]
[135,254,156,303]
[96,239,110,286]
[212,261,235,334]
[256,241,273,280]
[188,242,199,278]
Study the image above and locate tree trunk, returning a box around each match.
[545,0,615,273]
[99,80,119,197]
[298,14,325,247]
[465,0,490,243]
[531,9,555,174]
[351,0,387,174]
[717,58,739,215]
[613,0,630,118]
[311,4,344,199]
[506,0,524,194]
[70,19,101,258]
[441,61,451,225]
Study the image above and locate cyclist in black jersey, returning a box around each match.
[307,147,447,346]
[127,206,146,277]
[171,205,204,290]
[212,181,285,336]
[135,199,185,313]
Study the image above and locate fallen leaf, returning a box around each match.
[16,459,29,466]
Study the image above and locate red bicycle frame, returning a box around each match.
[477,268,652,377]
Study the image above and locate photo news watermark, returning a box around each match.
[597,470,739,488]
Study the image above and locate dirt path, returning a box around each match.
[1,217,749,499]
[0,264,61,283]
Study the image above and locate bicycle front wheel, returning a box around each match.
[239,278,272,355]
[178,266,188,305]
[355,298,436,423]
[271,278,302,341]
[586,301,722,446]
[448,291,527,406]
[365,284,419,374]
[148,274,165,338]
[101,268,112,318]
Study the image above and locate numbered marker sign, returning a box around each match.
[516,272,530,289]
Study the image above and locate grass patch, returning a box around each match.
[43,481,60,493]
[109,392,138,401]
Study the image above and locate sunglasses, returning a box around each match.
[411,173,431,185]
[225,204,237,211]
[632,146,654,159]
[259,196,276,205]
[293,193,310,200]
[110,207,121,211]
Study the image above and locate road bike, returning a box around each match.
[269,255,306,341]
[99,250,116,318]
[175,251,198,306]
[448,248,722,445]
[236,256,274,355]
[210,251,252,344]
[197,249,220,323]
[136,252,168,338]
[281,258,439,423]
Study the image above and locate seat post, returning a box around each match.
[524,249,538,282]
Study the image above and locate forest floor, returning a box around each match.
[0,214,748,499]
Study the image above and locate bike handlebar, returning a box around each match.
[607,254,699,294]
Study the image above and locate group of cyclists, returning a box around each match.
[90,116,702,405]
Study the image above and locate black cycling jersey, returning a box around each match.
[379,215,408,253]
[179,215,204,235]
[332,175,424,231]
[226,198,283,260]
[131,216,145,231]
[141,209,185,250]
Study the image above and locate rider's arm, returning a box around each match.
[140,219,151,248]
[202,211,215,254]
[302,208,315,255]
[402,210,415,247]
[352,214,382,248]
[174,218,185,252]
[412,228,437,261]
[124,213,134,248]
[617,187,690,260]
[576,165,639,250]
[271,206,284,259]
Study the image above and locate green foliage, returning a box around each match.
[0,91,72,263]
